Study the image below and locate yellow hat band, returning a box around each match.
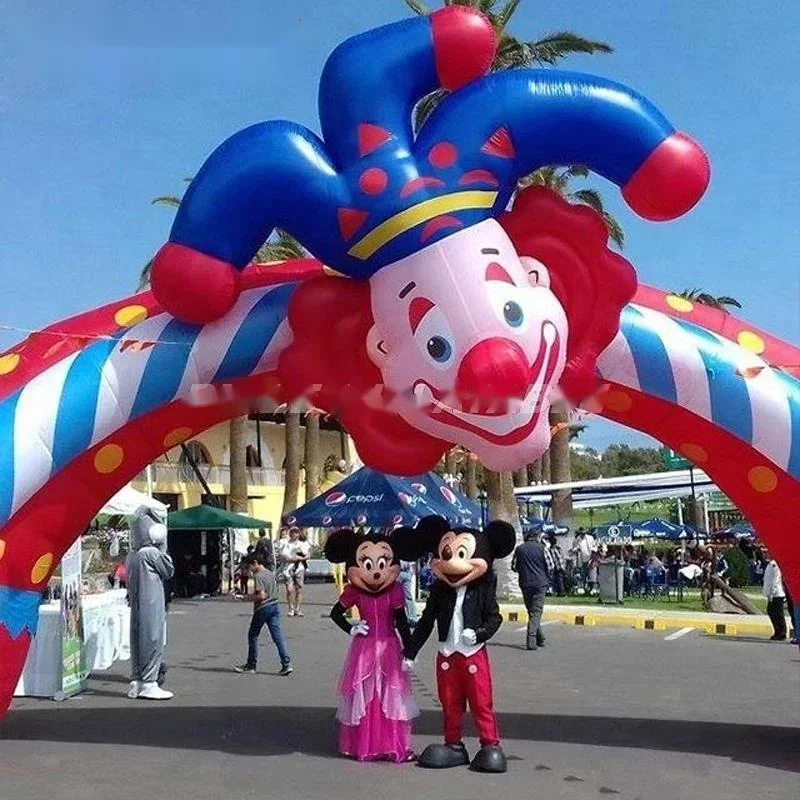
[347,190,499,261]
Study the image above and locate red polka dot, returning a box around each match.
[359,168,388,195]
[429,142,458,169]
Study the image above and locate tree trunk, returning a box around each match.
[282,401,303,517]
[465,454,478,499]
[444,448,458,484]
[548,401,573,524]
[513,467,528,487]
[542,450,551,483]
[304,412,321,501]
[528,459,542,484]
[484,469,522,599]
[228,416,248,513]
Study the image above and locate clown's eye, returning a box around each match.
[503,301,524,328]
[413,304,456,369]
[377,557,387,571]
[427,336,452,363]
[363,558,373,572]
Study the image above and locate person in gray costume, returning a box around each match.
[126,506,174,700]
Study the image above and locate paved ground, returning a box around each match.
[2,584,799,800]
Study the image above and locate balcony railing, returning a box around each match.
[136,462,285,487]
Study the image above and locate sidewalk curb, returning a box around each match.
[499,604,774,638]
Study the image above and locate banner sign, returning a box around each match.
[59,539,86,699]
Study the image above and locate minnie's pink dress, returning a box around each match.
[336,582,418,762]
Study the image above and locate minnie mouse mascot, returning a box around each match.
[325,528,418,763]
[396,515,516,773]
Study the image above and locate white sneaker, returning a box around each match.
[127,681,140,699]
[137,682,174,700]
[287,609,295,617]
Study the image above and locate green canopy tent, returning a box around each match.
[166,505,269,594]
[167,505,268,531]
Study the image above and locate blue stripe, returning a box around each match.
[130,319,201,420]
[52,337,120,474]
[213,284,297,383]
[620,307,677,404]
[0,392,20,524]
[773,369,800,480]
[675,320,753,446]
[0,586,42,638]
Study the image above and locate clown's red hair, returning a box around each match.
[278,187,636,474]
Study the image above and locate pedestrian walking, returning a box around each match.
[762,552,787,641]
[512,531,549,651]
[234,553,293,675]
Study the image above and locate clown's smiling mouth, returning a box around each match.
[411,322,560,446]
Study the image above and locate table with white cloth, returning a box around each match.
[14,589,130,698]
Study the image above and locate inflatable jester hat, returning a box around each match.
[150,7,709,471]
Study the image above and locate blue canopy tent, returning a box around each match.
[284,467,482,528]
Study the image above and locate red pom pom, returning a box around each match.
[150,243,241,324]
[431,6,496,92]
[622,132,710,222]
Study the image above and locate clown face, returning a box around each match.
[367,220,567,470]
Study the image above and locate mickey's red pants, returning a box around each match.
[435,648,500,746]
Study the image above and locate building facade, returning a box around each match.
[132,415,353,533]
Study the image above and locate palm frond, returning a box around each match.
[404,0,431,15]
[715,295,742,309]
[495,0,522,31]
[138,259,153,291]
[570,188,605,212]
[257,229,308,263]
[677,289,741,310]
[563,165,590,180]
[507,31,612,66]
[151,195,182,208]
[414,88,446,132]
[601,211,625,249]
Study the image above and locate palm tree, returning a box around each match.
[678,288,742,312]
[282,400,304,517]
[303,409,322,501]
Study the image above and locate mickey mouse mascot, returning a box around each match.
[396,515,516,773]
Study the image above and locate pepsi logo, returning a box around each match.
[356,514,367,525]
[399,492,412,505]
[411,482,427,495]
[322,515,333,525]
[392,514,403,525]
[285,515,297,525]
[325,491,347,507]
[440,486,457,504]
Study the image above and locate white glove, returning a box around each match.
[461,628,477,646]
[349,621,369,637]
[401,658,416,673]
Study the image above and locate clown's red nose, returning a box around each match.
[456,338,530,402]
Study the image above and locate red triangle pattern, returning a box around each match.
[481,126,515,159]
[358,123,393,157]
[338,207,369,241]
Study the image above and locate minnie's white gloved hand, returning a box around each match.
[349,621,369,637]
[401,658,416,673]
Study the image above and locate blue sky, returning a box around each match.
[2,0,798,451]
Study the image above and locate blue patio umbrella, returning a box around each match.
[284,466,482,529]
[717,520,756,539]
[634,517,687,540]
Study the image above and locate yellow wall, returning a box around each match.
[131,418,351,534]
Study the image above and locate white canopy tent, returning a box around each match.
[100,484,167,517]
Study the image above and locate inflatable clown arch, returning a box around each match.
[1,9,798,718]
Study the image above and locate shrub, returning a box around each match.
[724,546,751,588]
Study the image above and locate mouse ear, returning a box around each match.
[484,520,517,559]
[392,515,450,561]
[324,528,360,564]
